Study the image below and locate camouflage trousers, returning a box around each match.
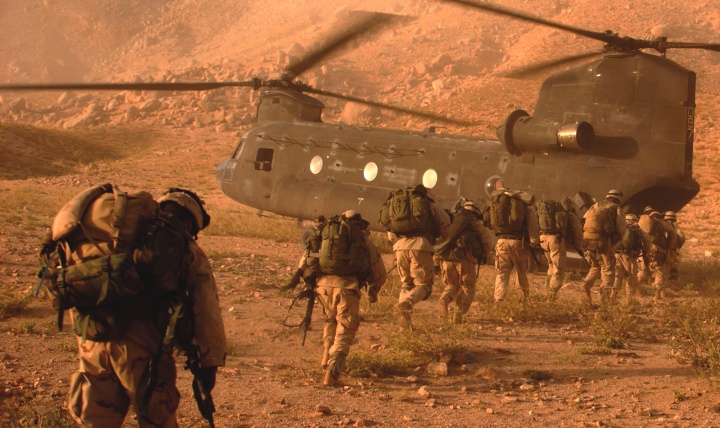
[395,249,434,307]
[540,234,566,295]
[439,258,478,317]
[613,252,639,299]
[68,320,179,427]
[582,239,616,301]
[638,254,669,299]
[317,286,361,376]
[494,239,530,302]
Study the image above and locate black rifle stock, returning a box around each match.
[185,346,216,428]
[278,268,303,291]
[283,276,317,346]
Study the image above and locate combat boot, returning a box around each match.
[321,341,332,369]
[582,283,593,307]
[439,298,450,322]
[394,300,413,331]
[323,369,338,387]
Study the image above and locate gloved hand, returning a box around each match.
[368,289,378,304]
[197,366,218,393]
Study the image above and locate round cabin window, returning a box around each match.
[423,169,438,189]
[310,156,323,174]
[363,162,378,181]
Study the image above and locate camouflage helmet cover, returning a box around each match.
[605,189,623,201]
[664,211,677,221]
[158,188,210,232]
[463,201,482,216]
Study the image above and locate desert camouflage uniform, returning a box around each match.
[611,220,651,305]
[317,236,386,382]
[666,218,685,286]
[391,202,450,325]
[68,239,227,427]
[437,218,492,322]
[493,204,540,303]
[637,213,677,301]
[541,207,584,300]
[581,197,626,304]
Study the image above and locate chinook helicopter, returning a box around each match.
[1,2,718,229]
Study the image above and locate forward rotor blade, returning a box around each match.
[439,0,616,45]
[0,80,261,92]
[285,11,408,77]
[660,41,720,52]
[304,87,475,126]
[501,49,608,79]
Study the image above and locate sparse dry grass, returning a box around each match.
[0,291,31,320]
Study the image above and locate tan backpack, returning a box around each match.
[39,184,159,340]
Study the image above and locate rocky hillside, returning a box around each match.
[1,0,719,254]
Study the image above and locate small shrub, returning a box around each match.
[677,258,720,295]
[16,402,75,428]
[346,349,420,377]
[521,369,552,382]
[663,299,720,374]
[578,345,613,355]
[582,304,636,349]
[19,321,37,335]
[0,291,31,320]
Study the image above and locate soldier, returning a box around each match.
[435,201,492,323]
[637,207,677,302]
[308,211,387,386]
[664,211,686,286]
[487,188,540,304]
[581,189,626,306]
[538,197,585,301]
[611,213,650,305]
[67,188,227,427]
[382,184,450,330]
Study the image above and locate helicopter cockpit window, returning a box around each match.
[254,148,274,172]
[422,169,438,189]
[310,155,323,174]
[363,162,378,182]
[484,175,504,196]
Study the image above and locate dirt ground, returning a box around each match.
[3,231,720,427]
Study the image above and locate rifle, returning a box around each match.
[185,345,216,428]
[283,275,317,346]
[574,246,590,266]
[278,268,303,292]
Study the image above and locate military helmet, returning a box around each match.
[643,206,655,214]
[625,213,639,223]
[343,210,359,219]
[664,211,677,222]
[561,196,576,213]
[463,201,482,217]
[158,188,210,232]
[605,189,623,201]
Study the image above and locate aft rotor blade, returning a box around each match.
[439,0,617,45]
[304,87,475,126]
[501,49,608,78]
[0,80,261,92]
[285,11,408,77]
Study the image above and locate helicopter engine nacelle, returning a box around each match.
[497,109,594,156]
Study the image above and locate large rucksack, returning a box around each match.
[436,210,485,262]
[616,224,643,256]
[306,215,371,278]
[537,200,567,234]
[488,192,525,235]
[38,184,167,340]
[379,186,436,238]
[583,199,617,241]
[638,214,660,244]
